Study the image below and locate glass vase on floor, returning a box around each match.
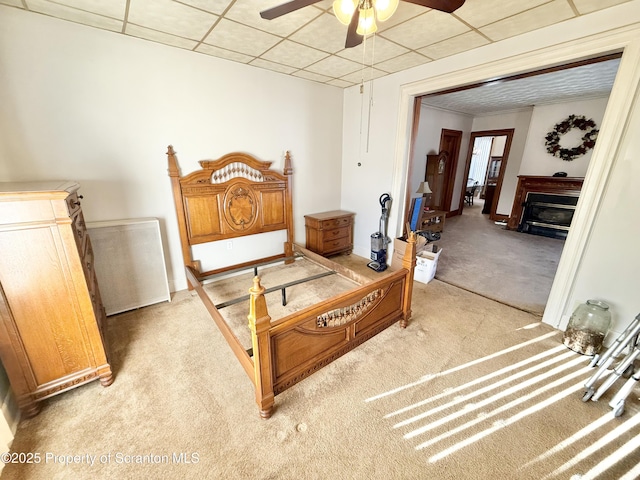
[563,300,612,356]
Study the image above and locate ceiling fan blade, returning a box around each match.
[260,0,321,20]
[345,9,363,48]
[400,0,465,13]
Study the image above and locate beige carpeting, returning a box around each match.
[2,255,639,480]
[434,198,565,316]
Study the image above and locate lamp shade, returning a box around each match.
[333,0,356,25]
[356,6,377,35]
[416,181,432,194]
[374,0,399,22]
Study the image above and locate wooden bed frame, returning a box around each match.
[166,146,417,418]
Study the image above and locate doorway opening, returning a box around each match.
[399,53,622,317]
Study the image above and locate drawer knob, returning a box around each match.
[70,195,84,208]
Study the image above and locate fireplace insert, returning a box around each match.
[518,192,579,239]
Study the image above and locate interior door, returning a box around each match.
[425,151,447,210]
[425,129,462,212]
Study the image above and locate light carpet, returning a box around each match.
[2,255,638,480]
[434,198,565,316]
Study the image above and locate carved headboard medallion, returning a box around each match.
[224,185,257,231]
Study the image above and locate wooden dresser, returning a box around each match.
[304,210,354,257]
[0,181,112,417]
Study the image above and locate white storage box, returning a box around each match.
[414,247,442,284]
[389,235,427,271]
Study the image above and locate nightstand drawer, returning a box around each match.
[320,217,351,229]
[322,235,351,253]
[323,225,350,240]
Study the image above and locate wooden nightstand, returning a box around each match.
[420,210,446,233]
[304,210,354,257]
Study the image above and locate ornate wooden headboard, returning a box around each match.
[166,146,294,277]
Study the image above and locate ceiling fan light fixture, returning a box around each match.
[333,0,356,25]
[374,0,399,22]
[356,6,377,35]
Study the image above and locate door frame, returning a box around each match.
[458,129,514,220]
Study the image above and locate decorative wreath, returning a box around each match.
[544,114,599,162]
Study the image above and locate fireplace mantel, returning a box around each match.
[507,175,584,230]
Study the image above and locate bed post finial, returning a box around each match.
[167,145,180,177]
[283,150,293,175]
[247,276,275,419]
[400,231,417,328]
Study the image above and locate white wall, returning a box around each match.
[519,97,610,177]
[471,108,534,215]
[340,1,640,337]
[0,7,344,292]
[568,89,640,339]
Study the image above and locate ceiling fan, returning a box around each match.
[260,0,466,49]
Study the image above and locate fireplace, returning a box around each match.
[518,192,579,239]
[508,175,584,238]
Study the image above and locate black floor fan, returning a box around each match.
[368,193,392,272]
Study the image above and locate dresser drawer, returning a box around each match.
[322,225,350,241]
[322,235,351,254]
[83,236,96,293]
[65,192,83,217]
[72,210,88,256]
[320,216,351,230]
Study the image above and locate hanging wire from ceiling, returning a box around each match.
[359,33,376,157]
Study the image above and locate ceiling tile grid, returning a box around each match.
[1,0,634,88]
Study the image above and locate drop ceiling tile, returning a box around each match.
[225,0,323,37]
[0,0,23,7]
[128,0,217,40]
[305,55,361,77]
[24,0,123,31]
[178,0,235,16]
[374,51,430,73]
[40,0,127,19]
[260,39,329,68]
[197,43,255,62]
[293,70,333,83]
[327,78,355,88]
[250,58,298,73]
[480,0,575,42]
[289,13,349,53]
[126,24,200,49]
[340,66,386,83]
[337,35,409,65]
[375,2,432,31]
[204,18,282,56]
[251,58,298,75]
[572,0,632,14]
[418,31,490,60]
[382,9,470,50]
[454,0,550,28]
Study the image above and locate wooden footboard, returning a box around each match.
[248,233,417,418]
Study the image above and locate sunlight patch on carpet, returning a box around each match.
[365,331,560,402]
[427,380,586,462]
[543,412,640,479]
[406,359,589,443]
[385,345,566,419]
[393,349,576,429]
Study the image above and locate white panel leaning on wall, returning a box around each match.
[87,218,171,316]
